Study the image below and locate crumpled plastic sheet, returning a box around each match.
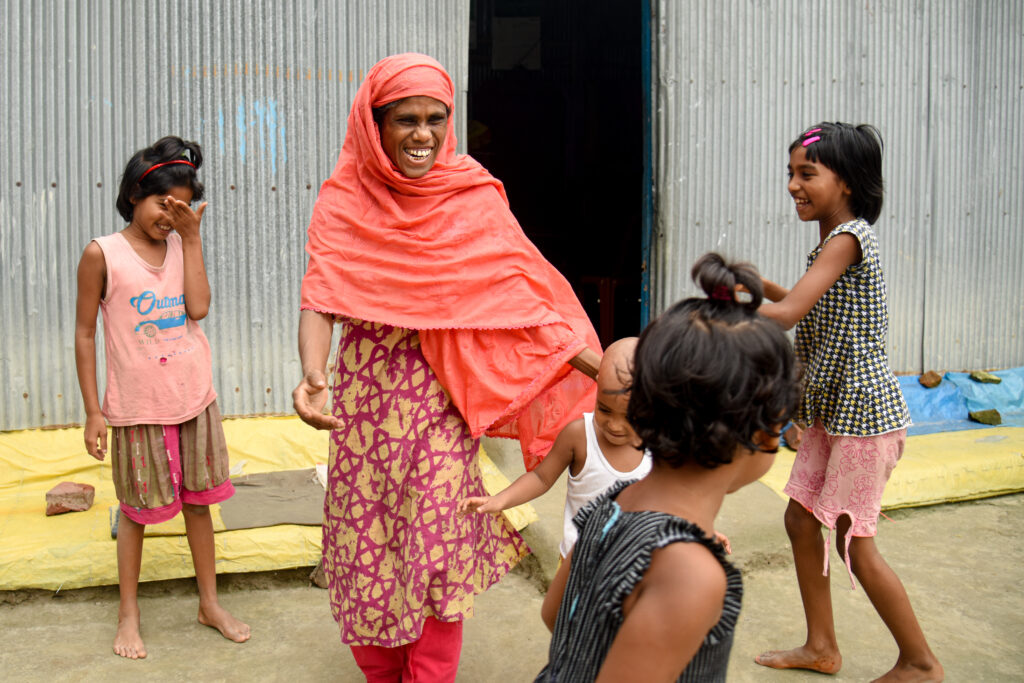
[902,366,1024,435]
[0,416,536,590]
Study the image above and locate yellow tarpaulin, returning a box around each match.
[0,417,536,591]
[760,426,1024,509]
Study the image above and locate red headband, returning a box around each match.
[138,159,195,182]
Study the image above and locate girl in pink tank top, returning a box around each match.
[74,136,249,660]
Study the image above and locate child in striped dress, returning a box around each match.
[536,253,800,682]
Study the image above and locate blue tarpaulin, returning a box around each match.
[902,367,1024,435]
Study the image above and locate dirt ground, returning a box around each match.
[2,438,1022,682]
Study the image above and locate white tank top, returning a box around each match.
[560,412,652,557]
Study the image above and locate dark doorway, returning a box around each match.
[467,0,645,347]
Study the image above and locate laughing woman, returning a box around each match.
[293,53,601,682]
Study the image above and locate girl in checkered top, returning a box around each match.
[753,123,942,681]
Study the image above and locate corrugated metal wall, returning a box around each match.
[651,0,1023,373]
[0,0,468,430]
[4,0,1020,429]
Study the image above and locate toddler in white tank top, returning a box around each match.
[459,338,651,558]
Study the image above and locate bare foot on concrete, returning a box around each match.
[198,602,251,643]
[113,609,147,659]
[871,658,944,683]
[755,646,842,674]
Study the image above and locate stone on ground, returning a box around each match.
[969,408,1002,425]
[45,482,95,516]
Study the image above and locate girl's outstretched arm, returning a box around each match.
[293,309,342,430]
[760,277,790,303]
[165,197,211,320]
[759,233,861,330]
[458,418,584,514]
[596,543,726,682]
[75,243,108,460]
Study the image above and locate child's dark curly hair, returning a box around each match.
[116,136,204,222]
[627,253,801,469]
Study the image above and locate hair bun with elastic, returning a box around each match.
[690,252,763,310]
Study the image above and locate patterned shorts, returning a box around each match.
[784,423,905,587]
[784,422,905,538]
[110,400,234,525]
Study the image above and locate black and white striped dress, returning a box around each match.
[536,481,742,682]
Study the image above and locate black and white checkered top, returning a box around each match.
[535,480,741,682]
[793,218,911,436]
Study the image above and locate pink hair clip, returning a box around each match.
[803,128,822,136]
[802,135,821,147]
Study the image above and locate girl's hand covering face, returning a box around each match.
[164,196,207,240]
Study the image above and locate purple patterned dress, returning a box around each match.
[322,318,529,647]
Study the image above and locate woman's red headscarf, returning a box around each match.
[301,53,600,468]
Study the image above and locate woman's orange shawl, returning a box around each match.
[300,53,599,469]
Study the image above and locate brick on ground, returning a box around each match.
[45,482,95,516]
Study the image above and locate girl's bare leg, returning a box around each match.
[182,503,251,643]
[755,499,842,673]
[114,512,147,659]
[846,535,943,682]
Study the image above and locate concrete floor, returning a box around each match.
[2,437,1022,682]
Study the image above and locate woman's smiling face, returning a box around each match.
[378,96,449,178]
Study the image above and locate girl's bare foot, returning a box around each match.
[113,609,147,659]
[755,645,842,674]
[872,658,944,682]
[197,602,251,643]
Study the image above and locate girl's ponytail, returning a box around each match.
[152,136,204,172]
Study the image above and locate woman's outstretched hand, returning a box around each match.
[292,369,343,430]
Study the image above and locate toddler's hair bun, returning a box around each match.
[691,252,763,310]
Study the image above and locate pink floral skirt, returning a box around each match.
[784,421,905,586]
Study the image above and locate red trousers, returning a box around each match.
[350,617,463,683]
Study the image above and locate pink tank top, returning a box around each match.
[93,232,216,426]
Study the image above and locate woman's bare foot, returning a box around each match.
[872,658,944,682]
[755,645,842,674]
[197,602,251,643]
[113,609,147,659]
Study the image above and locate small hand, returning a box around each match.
[783,423,804,450]
[84,414,108,461]
[164,196,207,241]
[292,369,342,430]
[713,531,732,555]
[457,496,501,516]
